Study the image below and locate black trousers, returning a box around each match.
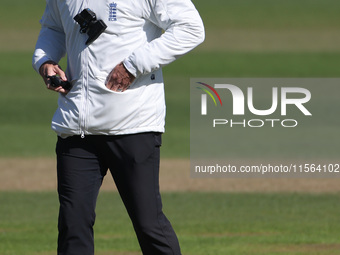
[56,133,181,255]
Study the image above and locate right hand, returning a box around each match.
[39,61,69,94]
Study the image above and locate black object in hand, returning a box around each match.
[47,76,72,90]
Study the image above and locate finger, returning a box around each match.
[110,83,120,91]
[111,75,122,86]
[58,87,68,94]
[45,78,53,89]
[107,77,120,91]
[47,84,68,94]
[57,69,67,81]
[52,66,67,81]
[105,77,112,89]
[119,82,128,92]
[106,72,115,89]
[106,79,115,91]
[47,83,58,91]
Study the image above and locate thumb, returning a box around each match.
[55,66,67,81]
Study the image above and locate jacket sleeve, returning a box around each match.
[123,0,205,77]
[32,1,66,73]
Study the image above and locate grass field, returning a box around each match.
[1,0,340,254]
[2,191,340,255]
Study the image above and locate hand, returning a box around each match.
[106,62,135,92]
[39,61,69,94]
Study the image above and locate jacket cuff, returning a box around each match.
[123,58,137,77]
[32,55,51,74]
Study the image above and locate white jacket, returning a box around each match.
[32,0,204,137]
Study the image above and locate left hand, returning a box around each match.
[106,62,135,92]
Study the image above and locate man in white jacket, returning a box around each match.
[33,0,204,254]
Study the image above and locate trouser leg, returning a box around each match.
[104,133,182,255]
[56,136,106,255]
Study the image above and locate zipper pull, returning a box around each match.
[81,131,85,139]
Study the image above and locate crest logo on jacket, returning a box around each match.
[109,2,117,21]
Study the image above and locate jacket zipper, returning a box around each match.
[80,48,89,138]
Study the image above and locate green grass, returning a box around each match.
[1,191,340,255]
[193,0,340,29]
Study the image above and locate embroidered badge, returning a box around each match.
[109,3,117,21]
